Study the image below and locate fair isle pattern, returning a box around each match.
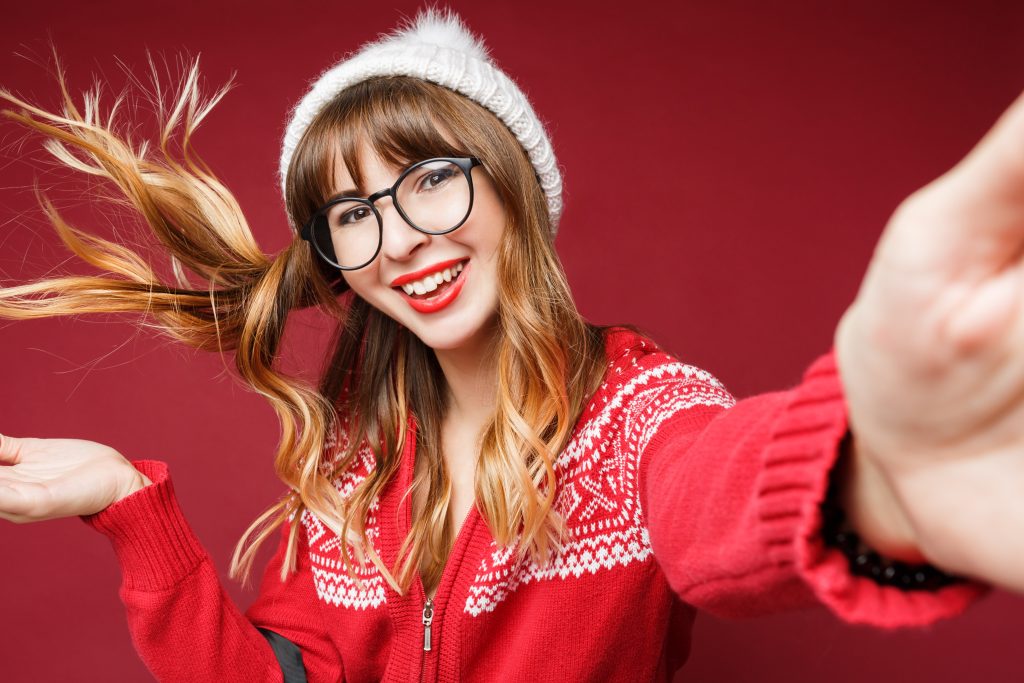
[302,440,389,610]
[463,343,736,616]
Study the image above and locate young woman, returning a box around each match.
[0,8,1021,682]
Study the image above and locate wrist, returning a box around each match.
[114,465,153,503]
[824,431,969,590]
[837,430,925,563]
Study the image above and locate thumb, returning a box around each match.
[895,88,1024,276]
[0,483,31,522]
[933,85,1024,253]
[951,87,1024,204]
[0,433,26,465]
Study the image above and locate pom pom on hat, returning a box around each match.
[380,7,492,61]
[278,7,563,234]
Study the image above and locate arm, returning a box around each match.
[636,349,991,627]
[81,460,343,682]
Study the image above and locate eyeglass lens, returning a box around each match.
[314,159,472,269]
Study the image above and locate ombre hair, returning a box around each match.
[0,53,629,595]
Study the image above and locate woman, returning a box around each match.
[0,8,1020,682]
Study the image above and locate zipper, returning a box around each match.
[421,598,434,651]
[403,416,481,682]
[415,508,476,681]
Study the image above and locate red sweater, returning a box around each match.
[82,327,991,682]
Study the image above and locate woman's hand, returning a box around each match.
[0,434,152,523]
[835,87,1024,593]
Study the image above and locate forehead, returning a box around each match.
[330,140,401,195]
[330,128,464,196]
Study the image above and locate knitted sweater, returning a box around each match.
[82,327,990,682]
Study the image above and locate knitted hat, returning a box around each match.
[278,8,564,234]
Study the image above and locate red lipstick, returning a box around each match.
[396,259,470,314]
[390,257,467,287]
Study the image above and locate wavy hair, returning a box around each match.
[0,52,618,595]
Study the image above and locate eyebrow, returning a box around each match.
[323,158,422,203]
[324,188,365,203]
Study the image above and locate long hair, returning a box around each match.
[0,52,617,595]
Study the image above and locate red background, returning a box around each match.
[1,1,1022,681]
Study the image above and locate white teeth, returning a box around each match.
[399,260,467,296]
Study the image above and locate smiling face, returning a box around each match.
[334,140,506,351]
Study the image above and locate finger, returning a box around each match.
[952,87,1024,206]
[0,481,47,518]
[0,433,26,465]
[0,484,22,521]
[884,88,1024,277]
[0,504,29,524]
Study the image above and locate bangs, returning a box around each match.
[290,77,473,216]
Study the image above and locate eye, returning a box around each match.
[335,205,373,227]
[416,165,459,192]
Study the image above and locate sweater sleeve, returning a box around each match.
[80,460,344,682]
[634,348,992,628]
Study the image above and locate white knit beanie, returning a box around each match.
[278,8,564,234]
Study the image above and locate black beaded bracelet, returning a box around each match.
[819,433,965,591]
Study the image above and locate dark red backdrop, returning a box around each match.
[1,1,1021,681]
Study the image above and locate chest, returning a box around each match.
[302,381,661,616]
[411,422,481,600]
[411,459,476,541]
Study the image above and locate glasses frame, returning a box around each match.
[300,156,484,271]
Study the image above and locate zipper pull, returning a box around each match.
[422,598,434,651]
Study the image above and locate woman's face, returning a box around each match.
[333,141,505,351]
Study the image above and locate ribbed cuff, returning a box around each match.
[758,349,991,629]
[80,460,209,592]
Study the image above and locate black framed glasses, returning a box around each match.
[300,156,483,270]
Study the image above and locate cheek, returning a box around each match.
[465,205,506,258]
[482,223,505,263]
[341,270,381,302]
[342,269,407,322]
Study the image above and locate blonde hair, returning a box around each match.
[0,52,618,595]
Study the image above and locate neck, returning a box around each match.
[432,317,500,430]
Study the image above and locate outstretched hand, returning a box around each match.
[835,88,1024,592]
[0,434,151,523]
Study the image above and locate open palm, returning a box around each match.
[0,435,150,523]
[835,88,1024,591]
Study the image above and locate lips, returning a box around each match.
[390,257,468,288]
[395,258,471,314]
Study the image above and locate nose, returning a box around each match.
[377,195,430,262]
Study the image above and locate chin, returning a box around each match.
[413,324,482,351]
[404,305,499,351]
[353,267,501,351]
